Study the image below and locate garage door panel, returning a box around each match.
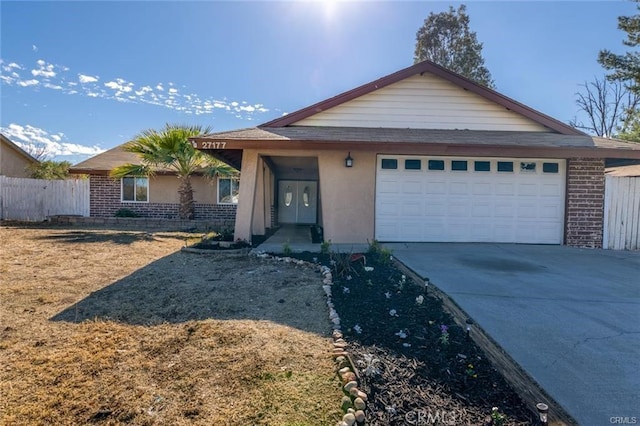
[470,224,494,240]
[517,202,538,218]
[473,182,493,195]
[518,183,539,196]
[402,180,423,194]
[540,183,562,196]
[539,204,562,218]
[401,201,423,216]
[425,181,447,194]
[449,182,469,195]
[471,203,492,217]
[376,155,565,244]
[496,182,515,195]
[378,180,400,193]
[425,201,447,216]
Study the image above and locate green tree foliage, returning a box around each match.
[110,124,238,220]
[598,0,640,94]
[28,160,71,180]
[414,4,495,88]
[619,111,640,141]
[598,0,640,141]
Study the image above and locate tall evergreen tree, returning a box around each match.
[598,0,640,94]
[598,0,640,141]
[414,5,495,88]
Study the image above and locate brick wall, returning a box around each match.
[89,175,236,227]
[565,158,605,248]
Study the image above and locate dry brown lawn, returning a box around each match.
[0,225,341,425]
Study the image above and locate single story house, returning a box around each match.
[70,144,238,225]
[190,60,640,248]
[0,133,39,178]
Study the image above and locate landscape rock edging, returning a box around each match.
[251,251,367,426]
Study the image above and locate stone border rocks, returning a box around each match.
[250,252,368,426]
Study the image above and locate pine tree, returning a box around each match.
[414,5,495,88]
[598,0,640,94]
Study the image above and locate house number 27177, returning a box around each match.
[193,141,227,149]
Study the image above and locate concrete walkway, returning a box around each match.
[255,225,368,253]
[387,243,640,425]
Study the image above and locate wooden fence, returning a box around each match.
[0,176,89,221]
[603,175,640,250]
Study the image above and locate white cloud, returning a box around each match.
[43,82,63,90]
[0,123,105,160]
[78,74,99,84]
[135,86,153,96]
[104,78,133,93]
[1,57,271,120]
[31,60,56,78]
[32,45,38,52]
[18,79,40,87]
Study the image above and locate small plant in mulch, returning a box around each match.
[290,247,535,425]
[190,230,250,250]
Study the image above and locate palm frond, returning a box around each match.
[109,163,154,179]
[121,124,214,178]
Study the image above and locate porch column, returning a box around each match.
[234,149,259,243]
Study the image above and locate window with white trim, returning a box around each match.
[218,178,239,204]
[121,177,148,202]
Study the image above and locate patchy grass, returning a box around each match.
[0,225,341,425]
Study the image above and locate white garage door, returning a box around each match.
[375,156,565,244]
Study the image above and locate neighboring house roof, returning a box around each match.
[69,142,235,176]
[69,144,175,175]
[1,133,40,165]
[606,164,640,177]
[260,60,585,136]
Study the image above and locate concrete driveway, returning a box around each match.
[387,243,640,425]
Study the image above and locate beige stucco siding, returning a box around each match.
[149,175,217,204]
[296,74,551,132]
[234,149,375,244]
[318,151,376,243]
[0,143,34,178]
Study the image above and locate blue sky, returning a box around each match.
[0,1,635,164]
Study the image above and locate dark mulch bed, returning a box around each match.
[293,249,536,425]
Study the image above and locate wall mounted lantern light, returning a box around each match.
[345,152,354,168]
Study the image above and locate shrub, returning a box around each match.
[367,239,393,264]
[114,208,140,218]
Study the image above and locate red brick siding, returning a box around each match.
[565,158,605,248]
[89,175,236,227]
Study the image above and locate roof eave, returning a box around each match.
[191,138,640,159]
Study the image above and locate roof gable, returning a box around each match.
[260,61,584,136]
[1,134,40,164]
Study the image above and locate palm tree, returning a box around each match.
[110,124,238,219]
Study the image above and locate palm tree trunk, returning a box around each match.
[178,176,195,220]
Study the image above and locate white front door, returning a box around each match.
[278,180,318,224]
[375,155,566,244]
